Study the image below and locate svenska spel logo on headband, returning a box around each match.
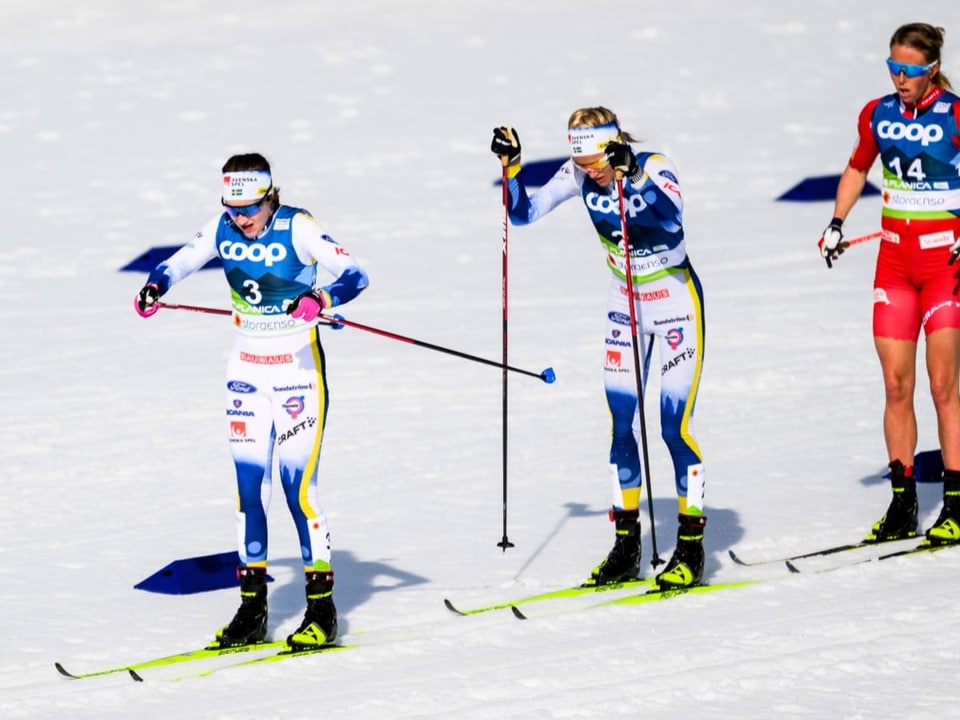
[568,123,620,157]
[221,171,272,202]
[568,133,584,155]
[224,172,267,187]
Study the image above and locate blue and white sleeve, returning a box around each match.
[292,213,369,307]
[145,215,221,294]
[505,160,581,226]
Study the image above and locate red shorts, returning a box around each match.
[873,218,960,341]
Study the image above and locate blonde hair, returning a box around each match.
[567,106,639,143]
[890,23,952,90]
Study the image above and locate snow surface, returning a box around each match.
[3,0,960,717]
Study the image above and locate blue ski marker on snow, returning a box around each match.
[134,551,273,595]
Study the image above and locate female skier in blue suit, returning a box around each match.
[491,107,707,590]
[135,152,368,648]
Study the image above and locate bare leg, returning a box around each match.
[874,336,918,465]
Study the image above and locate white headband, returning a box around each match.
[568,122,620,156]
[222,171,272,203]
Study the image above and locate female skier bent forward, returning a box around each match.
[490,107,707,589]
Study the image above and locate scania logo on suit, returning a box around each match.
[219,240,288,267]
[876,120,944,147]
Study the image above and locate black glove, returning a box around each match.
[818,217,846,269]
[604,142,639,177]
[949,235,960,265]
[491,126,521,165]
[134,283,161,317]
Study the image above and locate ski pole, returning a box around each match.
[317,312,555,383]
[156,301,340,328]
[616,172,662,568]
[844,230,883,248]
[157,301,231,316]
[819,230,883,266]
[498,155,515,551]
[155,302,557,382]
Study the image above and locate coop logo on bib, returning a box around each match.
[876,120,943,147]
[219,240,287,267]
[586,191,648,218]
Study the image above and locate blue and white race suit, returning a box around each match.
[145,205,369,571]
[506,153,705,515]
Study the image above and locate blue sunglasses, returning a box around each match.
[222,187,272,219]
[886,58,938,78]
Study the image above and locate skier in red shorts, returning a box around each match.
[819,22,960,546]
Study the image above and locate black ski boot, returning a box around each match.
[866,460,918,543]
[655,513,707,590]
[587,509,641,586]
[925,470,960,546]
[216,566,268,647]
[287,571,338,648]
